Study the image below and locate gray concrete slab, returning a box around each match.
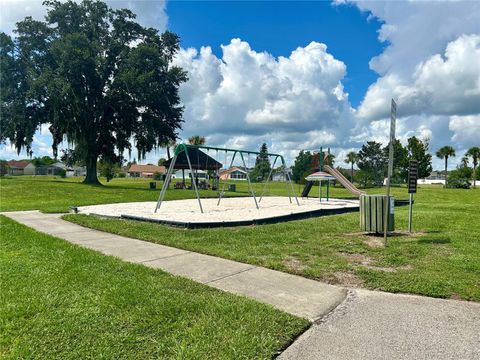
[279,289,480,360]
[145,252,256,283]
[59,230,123,244]
[100,241,189,263]
[210,267,347,321]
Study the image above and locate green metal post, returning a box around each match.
[319,146,323,171]
[326,147,330,201]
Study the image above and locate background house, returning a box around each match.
[173,169,208,180]
[418,170,446,185]
[35,162,66,176]
[24,163,36,175]
[219,167,247,180]
[6,160,30,175]
[272,169,293,182]
[128,164,166,178]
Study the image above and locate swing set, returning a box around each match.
[155,144,300,213]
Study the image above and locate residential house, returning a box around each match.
[272,169,293,182]
[6,160,30,175]
[173,169,208,180]
[219,167,247,181]
[24,163,36,175]
[35,162,66,176]
[128,164,166,178]
[418,170,446,185]
[66,165,87,177]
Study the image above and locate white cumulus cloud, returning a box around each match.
[174,39,354,162]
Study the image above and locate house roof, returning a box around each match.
[164,148,222,170]
[7,160,30,169]
[128,164,166,174]
[219,166,247,176]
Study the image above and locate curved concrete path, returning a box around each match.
[279,289,480,360]
[1,210,345,321]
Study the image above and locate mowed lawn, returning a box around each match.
[0,175,353,213]
[0,216,308,359]
[60,182,479,302]
[2,176,479,302]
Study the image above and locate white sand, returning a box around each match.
[77,196,359,224]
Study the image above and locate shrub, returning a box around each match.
[117,172,126,178]
[447,167,472,189]
[153,172,163,181]
[59,169,67,178]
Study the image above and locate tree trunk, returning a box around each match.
[166,147,171,159]
[83,153,101,185]
[351,163,354,183]
[474,163,477,189]
[444,157,448,188]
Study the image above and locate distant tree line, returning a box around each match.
[290,137,478,189]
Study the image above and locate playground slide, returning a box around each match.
[324,165,366,197]
[301,181,314,197]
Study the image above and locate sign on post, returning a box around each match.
[408,160,418,194]
[407,160,418,232]
[384,99,396,244]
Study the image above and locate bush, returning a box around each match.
[117,172,126,178]
[447,167,472,189]
[59,169,67,178]
[153,172,163,181]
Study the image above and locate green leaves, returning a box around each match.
[1,0,187,183]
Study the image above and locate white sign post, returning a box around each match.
[384,99,396,244]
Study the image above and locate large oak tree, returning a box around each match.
[0,0,187,184]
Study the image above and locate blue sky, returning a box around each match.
[1,0,479,170]
[167,1,384,107]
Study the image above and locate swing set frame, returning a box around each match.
[155,144,300,213]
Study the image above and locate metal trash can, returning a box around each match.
[228,184,236,192]
[360,194,394,233]
[149,182,157,190]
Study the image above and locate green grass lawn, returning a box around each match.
[0,175,354,213]
[0,215,308,359]
[65,186,480,302]
[2,176,479,302]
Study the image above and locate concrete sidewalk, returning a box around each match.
[1,210,346,321]
[279,289,480,360]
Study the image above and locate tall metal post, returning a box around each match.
[281,156,300,206]
[184,145,204,213]
[217,151,237,206]
[408,193,413,233]
[326,148,330,201]
[259,155,278,203]
[384,99,397,244]
[284,165,292,203]
[155,153,177,212]
[240,152,259,209]
[319,180,322,202]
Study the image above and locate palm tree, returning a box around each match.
[162,139,177,159]
[466,146,480,188]
[345,151,358,183]
[436,146,456,187]
[188,135,206,146]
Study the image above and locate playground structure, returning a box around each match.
[302,147,366,199]
[75,145,367,228]
[155,143,300,213]
[77,197,359,228]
